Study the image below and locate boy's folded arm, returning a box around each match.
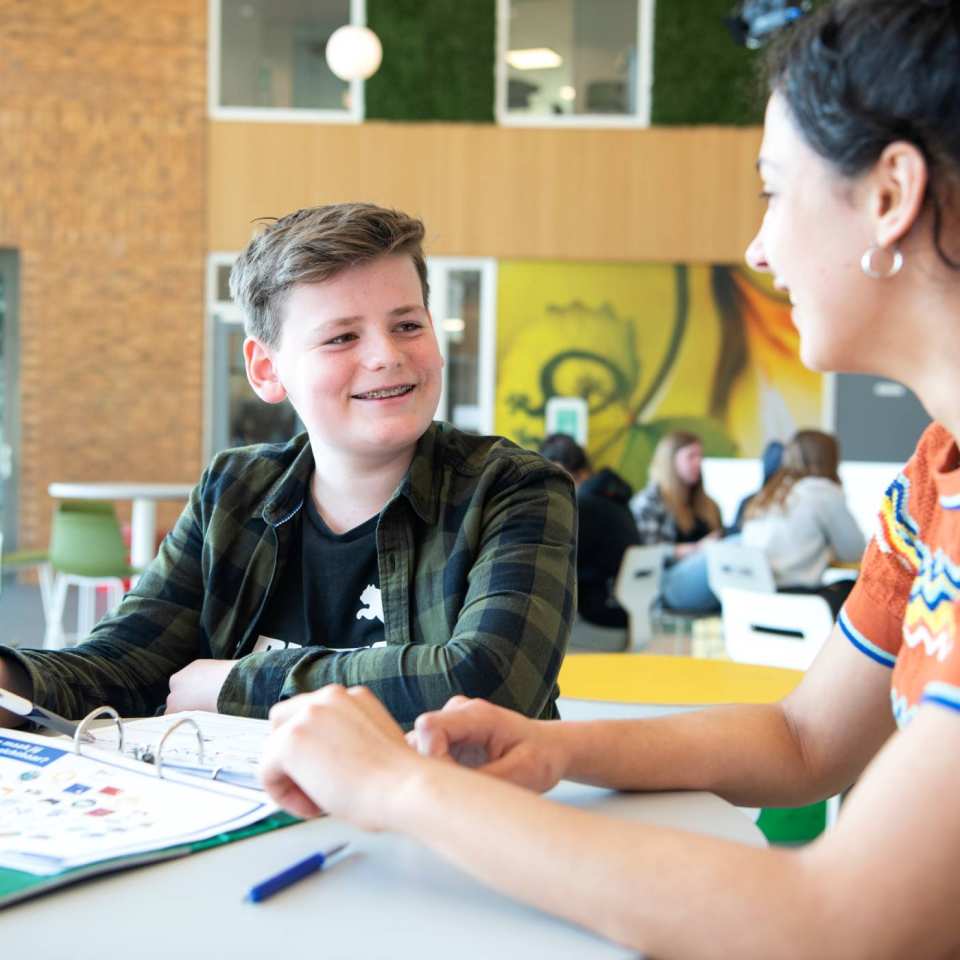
[6,484,209,720]
[221,471,577,726]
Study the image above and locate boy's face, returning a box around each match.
[246,254,443,467]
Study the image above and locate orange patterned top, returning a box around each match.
[840,423,960,726]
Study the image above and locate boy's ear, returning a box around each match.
[243,336,287,404]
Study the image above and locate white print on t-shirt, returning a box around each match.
[356,584,384,623]
[254,636,302,653]
[254,634,386,653]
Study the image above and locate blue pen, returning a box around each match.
[245,843,349,903]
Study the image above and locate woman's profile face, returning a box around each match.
[745,93,879,375]
[674,442,703,487]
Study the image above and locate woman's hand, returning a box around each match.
[261,685,419,830]
[410,696,569,794]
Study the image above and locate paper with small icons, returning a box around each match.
[0,729,275,875]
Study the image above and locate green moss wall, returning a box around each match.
[365,0,496,122]
[651,0,764,125]
[364,1,819,126]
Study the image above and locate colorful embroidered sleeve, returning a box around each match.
[840,540,912,669]
[840,445,928,668]
[840,424,960,727]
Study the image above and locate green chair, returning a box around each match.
[45,500,138,648]
[757,804,830,846]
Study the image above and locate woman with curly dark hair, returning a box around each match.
[260,3,960,955]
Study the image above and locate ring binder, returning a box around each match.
[0,724,288,906]
[155,716,204,780]
[74,705,123,753]
[62,708,265,789]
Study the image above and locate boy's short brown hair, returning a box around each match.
[229,202,430,347]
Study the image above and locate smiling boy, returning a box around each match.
[0,203,576,727]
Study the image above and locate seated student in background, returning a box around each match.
[260,4,960,953]
[539,434,639,628]
[664,429,866,616]
[728,439,784,533]
[0,203,576,729]
[742,429,865,613]
[629,430,723,611]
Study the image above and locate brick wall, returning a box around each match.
[0,1,207,549]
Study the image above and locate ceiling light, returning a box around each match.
[505,48,563,70]
[326,25,383,81]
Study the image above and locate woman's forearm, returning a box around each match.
[553,629,893,807]
[388,706,960,960]
[389,758,831,959]
[553,703,828,807]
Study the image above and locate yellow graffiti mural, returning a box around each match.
[495,260,821,490]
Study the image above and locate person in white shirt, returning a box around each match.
[741,429,865,589]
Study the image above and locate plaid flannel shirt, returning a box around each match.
[629,482,679,545]
[5,423,576,727]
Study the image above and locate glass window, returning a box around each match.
[443,271,482,432]
[0,251,19,551]
[498,0,651,125]
[215,263,233,303]
[214,0,358,117]
[428,259,497,435]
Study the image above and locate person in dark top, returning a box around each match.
[539,434,639,628]
[728,439,785,534]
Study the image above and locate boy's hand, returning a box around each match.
[410,696,568,794]
[261,685,417,830]
[165,659,235,713]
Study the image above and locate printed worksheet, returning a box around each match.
[0,730,275,875]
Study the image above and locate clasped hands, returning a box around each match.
[161,659,567,831]
[259,687,567,832]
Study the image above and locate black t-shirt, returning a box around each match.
[675,515,712,544]
[254,496,384,652]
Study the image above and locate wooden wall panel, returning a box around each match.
[0,1,207,550]
[209,121,765,263]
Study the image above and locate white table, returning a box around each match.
[0,782,764,959]
[48,482,194,571]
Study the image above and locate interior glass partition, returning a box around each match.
[497,0,653,125]
[428,258,498,435]
[0,251,19,550]
[211,0,365,121]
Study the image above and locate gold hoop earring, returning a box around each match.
[860,243,904,279]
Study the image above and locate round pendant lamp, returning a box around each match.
[325,25,383,81]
